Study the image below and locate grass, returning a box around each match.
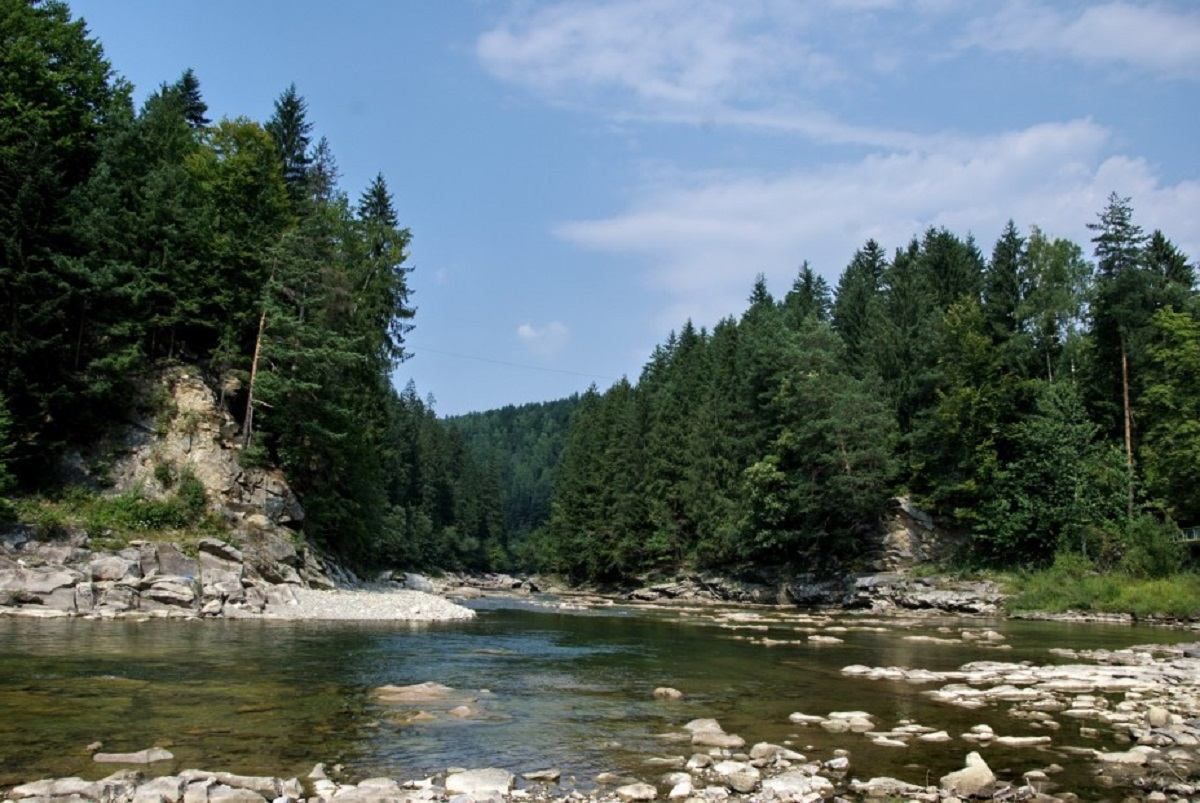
[9,476,226,553]
[1003,562,1200,619]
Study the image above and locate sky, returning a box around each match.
[68,0,1200,416]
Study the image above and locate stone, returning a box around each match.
[374,682,455,704]
[133,775,187,803]
[940,752,995,798]
[144,577,197,607]
[918,730,952,742]
[711,760,760,793]
[206,786,266,803]
[761,771,834,801]
[154,544,199,579]
[522,769,561,783]
[668,780,692,799]
[1097,750,1150,765]
[93,747,174,764]
[1147,706,1170,728]
[691,731,745,749]
[91,556,138,582]
[403,573,435,593]
[615,782,657,802]
[654,687,684,700]
[444,769,515,796]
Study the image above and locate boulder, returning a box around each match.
[940,752,995,798]
[153,544,198,579]
[615,782,657,801]
[91,556,139,582]
[444,769,514,796]
[143,577,197,608]
[133,775,186,803]
[711,760,760,793]
[654,687,684,700]
[403,573,435,593]
[762,771,834,801]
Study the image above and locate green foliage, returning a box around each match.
[1117,515,1185,579]
[1006,551,1200,619]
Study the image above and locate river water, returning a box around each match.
[0,597,1192,796]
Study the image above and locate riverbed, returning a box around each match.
[0,597,1194,797]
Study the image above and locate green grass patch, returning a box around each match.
[10,473,226,551]
[1003,554,1200,619]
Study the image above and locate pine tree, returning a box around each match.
[782,262,832,326]
[982,220,1027,344]
[832,239,886,376]
[265,83,313,202]
[173,68,210,128]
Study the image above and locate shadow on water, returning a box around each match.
[0,599,1192,796]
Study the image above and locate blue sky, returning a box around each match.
[69,0,1199,415]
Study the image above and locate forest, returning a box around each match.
[0,0,503,568]
[3,2,1198,587]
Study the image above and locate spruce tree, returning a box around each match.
[265,83,313,202]
[173,68,210,128]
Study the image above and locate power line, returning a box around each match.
[415,346,617,382]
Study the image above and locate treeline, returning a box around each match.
[0,1,502,567]
[531,203,1197,582]
[449,396,578,561]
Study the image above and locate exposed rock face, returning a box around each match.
[97,367,303,528]
[0,528,335,620]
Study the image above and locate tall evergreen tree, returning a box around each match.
[173,68,210,128]
[265,83,313,202]
[832,239,886,376]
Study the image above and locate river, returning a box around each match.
[0,597,1193,798]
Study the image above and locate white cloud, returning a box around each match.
[516,321,571,357]
[558,119,1200,327]
[963,1,1200,78]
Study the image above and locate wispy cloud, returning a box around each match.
[558,119,1200,326]
[476,0,948,148]
[962,1,1200,78]
[516,321,571,357]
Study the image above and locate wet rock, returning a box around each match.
[615,782,657,802]
[654,687,684,700]
[711,761,760,793]
[691,730,745,749]
[761,771,834,801]
[374,682,456,704]
[940,752,995,798]
[522,769,561,783]
[444,768,514,796]
[93,747,174,764]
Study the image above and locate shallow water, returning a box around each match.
[0,598,1192,797]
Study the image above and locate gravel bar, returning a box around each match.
[267,588,476,621]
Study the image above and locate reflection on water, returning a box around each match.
[0,598,1190,795]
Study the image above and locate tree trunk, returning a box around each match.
[1121,334,1134,520]
[242,307,268,447]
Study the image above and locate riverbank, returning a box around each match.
[4,636,1198,802]
[0,526,474,622]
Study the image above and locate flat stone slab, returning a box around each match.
[94,747,174,764]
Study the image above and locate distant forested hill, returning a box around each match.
[448,396,578,560]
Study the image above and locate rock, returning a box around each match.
[761,771,834,801]
[133,775,186,803]
[807,635,843,644]
[444,768,515,796]
[374,682,455,704]
[940,752,995,798]
[522,769,561,783]
[206,786,267,803]
[691,731,745,749]
[403,573,435,593]
[11,777,102,799]
[1097,749,1151,765]
[668,780,692,799]
[654,687,684,700]
[143,577,197,608]
[1147,706,1170,728]
[994,735,1052,747]
[712,760,760,793]
[93,747,174,764]
[91,556,138,582]
[686,754,713,770]
[918,730,952,742]
[683,719,722,733]
[615,782,657,801]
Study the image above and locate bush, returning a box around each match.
[1119,515,1185,578]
